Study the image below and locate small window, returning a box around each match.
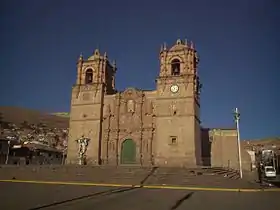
[169,136,178,145]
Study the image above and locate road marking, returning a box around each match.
[143,185,261,192]
[0,179,279,192]
[0,179,136,188]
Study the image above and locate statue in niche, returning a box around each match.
[120,101,126,114]
[109,141,115,152]
[170,101,177,115]
[112,100,118,114]
[127,99,135,113]
[145,101,153,115]
[104,104,111,118]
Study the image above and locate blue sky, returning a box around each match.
[0,0,279,140]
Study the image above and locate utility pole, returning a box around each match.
[233,108,243,179]
[5,140,11,165]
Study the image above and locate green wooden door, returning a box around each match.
[121,139,136,164]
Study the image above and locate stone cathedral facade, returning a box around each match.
[66,39,243,169]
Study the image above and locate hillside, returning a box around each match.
[242,137,280,148]
[0,106,69,128]
[0,106,278,146]
[51,112,70,118]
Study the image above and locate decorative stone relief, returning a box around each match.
[103,132,109,141]
[152,103,156,116]
[127,100,135,113]
[170,101,177,115]
[120,102,126,114]
[109,141,115,152]
[82,93,91,101]
[145,101,153,115]
[82,85,93,91]
[111,99,118,114]
[109,116,118,129]
[104,104,111,118]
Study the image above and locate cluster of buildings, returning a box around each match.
[243,140,280,172]
[0,121,68,165]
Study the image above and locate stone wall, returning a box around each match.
[201,128,252,171]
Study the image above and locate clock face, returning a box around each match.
[170,85,179,93]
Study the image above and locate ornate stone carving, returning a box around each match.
[120,102,126,114]
[119,114,141,132]
[127,100,135,113]
[103,132,109,140]
[121,88,143,102]
[82,93,91,101]
[82,85,93,91]
[152,103,156,116]
[145,100,153,115]
[104,104,111,118]
[111,99,118,114]
[109,141,115,152]
[170,101,177,115]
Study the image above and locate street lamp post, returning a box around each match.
[233,108,243,179]
[5,140,11,165]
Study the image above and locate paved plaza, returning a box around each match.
[0,166,279,210]
[0,182,280,210]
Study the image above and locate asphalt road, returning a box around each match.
[1,182,280,210]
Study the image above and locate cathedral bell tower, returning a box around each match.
[75,49,117,94]
[154,39,202,167]
[67,49,117,165]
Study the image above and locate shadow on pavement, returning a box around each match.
[261,176,280,188]
[140,167,158,186]
[170,192,194,210]
[28,186,138,210]
[269,181,280,187]
[28,167,158,210]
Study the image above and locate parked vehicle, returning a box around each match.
[264,166,276,178]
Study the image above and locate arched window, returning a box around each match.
[85,69,93,84]
[171,59,180,76]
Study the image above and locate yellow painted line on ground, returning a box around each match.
[0,179,136,188]
[262,188,280,192]
[0,179,279,192]
[142,185,261,192]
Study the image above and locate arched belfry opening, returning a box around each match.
[171,59,181,76]
[85,69,93,84]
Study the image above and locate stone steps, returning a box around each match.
[0,165,244,187]
[0,165,156,185]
